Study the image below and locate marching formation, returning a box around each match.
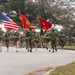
[0,12,75,53]
[0,26,74,53]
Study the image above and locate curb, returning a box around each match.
[44,68,55,75]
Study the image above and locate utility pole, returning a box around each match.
[7,0,10,17]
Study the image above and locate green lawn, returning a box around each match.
[2,41,14,46]
[58,46,75,50]
[64,46,75,49]
[48,61,75,75]
[2,41,75,50]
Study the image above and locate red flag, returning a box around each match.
[20,13,36,31]
[38,18,52,31]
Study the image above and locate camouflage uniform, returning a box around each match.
[44,34,51,43]
[0,30,4,42]
[20,33,26,48]
[59,32,65,48]
[4,31,11,52]
[14,32,20,42]
[43,33,51,51]
[34,34,39,44]
[50,29,58,52]
[0,30,4,52]
[26,29,34,52]
[14,31,20,52]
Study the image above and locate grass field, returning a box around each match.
[48,61,75,75]
[2,41,75,50]
[57,46,75,50]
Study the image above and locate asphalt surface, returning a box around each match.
[0,47,75,75]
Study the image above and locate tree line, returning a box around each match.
[0,0,75,37]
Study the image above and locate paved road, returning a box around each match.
[0,47,75,75]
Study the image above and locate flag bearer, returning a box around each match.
[26,27,34,52]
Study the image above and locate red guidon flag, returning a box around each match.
[19,13,36,31]
[38,18,52,31]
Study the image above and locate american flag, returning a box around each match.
[0,12,19,30]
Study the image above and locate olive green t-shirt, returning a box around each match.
[0,30,4,36]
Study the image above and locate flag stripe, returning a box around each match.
[3,22,19,27]
[5,17,19,30]
[0,12,19,30]
[3,20,19,30]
